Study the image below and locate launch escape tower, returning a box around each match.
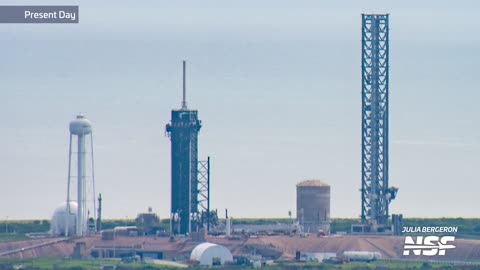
[166,61,202,234]
[359,14,398,233]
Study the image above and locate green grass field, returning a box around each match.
[0,233,30,242]
[0,257,181,269]
[271,261,463,270]
[0,257,479,270]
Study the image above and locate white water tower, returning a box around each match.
[66,114,96,237]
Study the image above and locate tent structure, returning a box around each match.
[190,242,233,266]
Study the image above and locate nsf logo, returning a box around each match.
[403,236,456,256]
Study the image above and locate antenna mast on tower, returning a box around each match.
[181,60,187,110]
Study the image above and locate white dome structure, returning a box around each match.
[51,201,77,236]
[190,242,233,266]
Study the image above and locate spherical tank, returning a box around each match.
[51,201,77,236]
[296,180,330,224]
[69,114,92,135]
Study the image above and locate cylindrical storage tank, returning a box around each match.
[296,180,330,226]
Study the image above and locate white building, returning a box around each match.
[190,242,233,266]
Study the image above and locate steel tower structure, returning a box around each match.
[197,157,210,231]
[361,14,397,228]
[166,61,202,234]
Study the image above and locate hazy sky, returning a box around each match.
[2,1,480,220]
